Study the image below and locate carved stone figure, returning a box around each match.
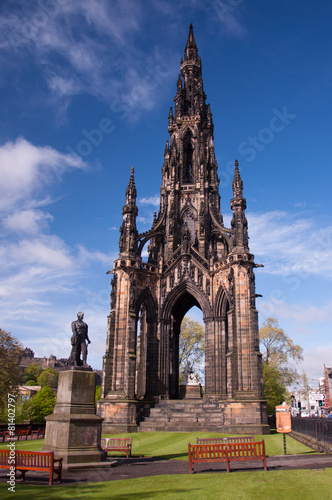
[67,312,91,367]
[182,361,199,385]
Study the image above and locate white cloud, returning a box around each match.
[2,209,53,234]
[77,245,116,266]
[258,298,332,328]
[10,236,74,269]
[0,1,177,118]
[139,195,160,207]
[299,346,332,382]
[248,211,332,279]
[0,137,87,211]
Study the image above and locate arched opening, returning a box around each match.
[135,303,147,399]
[134,289,159,400]
[163,282,212,399]
[179,306,204,386]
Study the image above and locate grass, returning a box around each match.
[102,431,313,459]
[0,469,331,499]
[0,431,313,458]
[0,432,324,499]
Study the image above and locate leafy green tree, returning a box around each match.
[260,317,303,386]
[23,364,43,385]
[259,317,303,413]
[262,363,287,414]
[0,329,23,421]
[37,368,58,388]
[179,317,204,382]
[25,380,38,386]
[95,385,101,408]
[23,386,56,423]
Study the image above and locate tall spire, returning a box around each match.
[119,167,138,256]
[232,159,243,198]
[230,160,248,250]
[125,166,137,208]
[184,23,198,62]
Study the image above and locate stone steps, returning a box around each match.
[139,398,226,432]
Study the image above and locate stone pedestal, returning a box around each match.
[179,384,203,399]
[44,368,107,469]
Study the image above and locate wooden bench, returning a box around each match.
[188,440,267,473]
[196,434,255,445]
[31,428,45,439]
[0,431,8,442]
[101,437,132,458]
[16,429,30,440]
[0,450,63,485]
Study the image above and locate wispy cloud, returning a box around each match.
[0,137,87,212]
[248,211,332,279]
[0,1,175,117]
[139,195,160,207]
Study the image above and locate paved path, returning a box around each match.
[1,453,332,486]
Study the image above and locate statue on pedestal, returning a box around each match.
[66,312,91,367]
[182,361,199,386]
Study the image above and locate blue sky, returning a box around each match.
[0,0,331,387]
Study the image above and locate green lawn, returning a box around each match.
[0,469,331,500]
[0,431,313,458]
[0,432,323,499]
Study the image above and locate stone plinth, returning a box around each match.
[179,384,203,399]
[44,369,107,468]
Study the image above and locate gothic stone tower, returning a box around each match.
[98,25,268,433]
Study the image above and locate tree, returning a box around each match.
[179,317,204,382]
[259,317,303,386]
[23,386,56,423]
[95,386,101,408]
[23,364,43,385]
[0,329,23,421]
[37,368,58,388]
[262,363,287,414]
[259,317,303,413]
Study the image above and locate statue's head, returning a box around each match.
[77,312,84,320]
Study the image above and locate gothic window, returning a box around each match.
[183,130,193,183]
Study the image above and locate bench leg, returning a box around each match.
[263,457,267,471]
[16,470,26,482]
[226,457,230,473]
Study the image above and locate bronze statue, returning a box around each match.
[67,312,91,367]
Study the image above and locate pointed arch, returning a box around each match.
[161,280,211,398]
[162,279,212,322]
[214,284,231,318]
[134,287,158,398]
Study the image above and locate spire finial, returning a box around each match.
[232,159,243,198]
[184,23,198,62]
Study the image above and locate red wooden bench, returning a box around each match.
[0,449,63,485]
[101,437,132,458]
[0,431,7,442]
[31,428,45,439]
[196,434,255,445]
[188,440,267,473]
[16,429,30,440]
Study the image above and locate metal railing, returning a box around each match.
[291,417,332,446]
